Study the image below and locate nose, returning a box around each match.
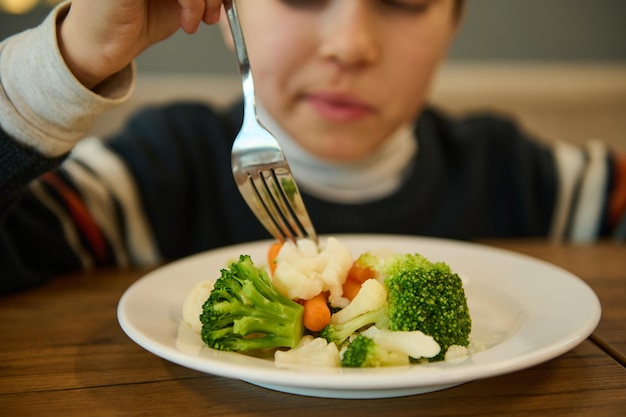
[318,1,380,67]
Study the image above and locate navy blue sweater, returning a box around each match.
[0,102,614,293]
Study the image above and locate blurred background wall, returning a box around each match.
[2,0,625,149]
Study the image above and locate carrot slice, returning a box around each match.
[267,241,283,275]
[342,278,363,301]
[347,263,376,283]
[302,292,331,332]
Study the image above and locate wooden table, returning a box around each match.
[1,240,624,416]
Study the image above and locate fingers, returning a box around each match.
[178,0,223,34]
[203,0,224,24]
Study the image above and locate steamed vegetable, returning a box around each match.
[200,255,304,352]
[320,278,388,345]
[341,326,440,367]
[189,237,473,368]
[322,252,472,364]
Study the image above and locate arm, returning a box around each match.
[0,0,226,292]
[550,140,626,242]
[605,152,626,240]
[1,0,223,159]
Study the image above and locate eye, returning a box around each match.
[278,0,327,9]
[381,0,432,14]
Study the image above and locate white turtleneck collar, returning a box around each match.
[256,105,418,204]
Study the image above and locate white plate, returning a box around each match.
[117,234,601,399]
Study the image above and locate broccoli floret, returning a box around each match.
[200,255,304,352]
[320,278,388,345]
[381,253,471,360]
[341,333,409,368]
[352,252,384,273]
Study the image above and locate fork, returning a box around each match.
[225,0,318,244]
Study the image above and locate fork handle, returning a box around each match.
[224,0,256,116]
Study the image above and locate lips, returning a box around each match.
[305,92,374,122]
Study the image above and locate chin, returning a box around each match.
[312,144,374,162]
[293,125,382,162]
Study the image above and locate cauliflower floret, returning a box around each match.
[330,278,387,325]
[272,237,353,307]
[182,279,215,334]
[444,344,468,364]
[361,326,441,360]
[275,336,341,368]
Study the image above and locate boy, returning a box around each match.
[1,0,624,293]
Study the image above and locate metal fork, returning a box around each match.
[225,0,317,244]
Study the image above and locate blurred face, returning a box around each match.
[226,0,461,161]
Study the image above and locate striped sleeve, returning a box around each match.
[550,140,626,242]
[27,137,161,269]
[608,153,626,240]
[68,137,160,266]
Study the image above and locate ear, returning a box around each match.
[218,8,235,51]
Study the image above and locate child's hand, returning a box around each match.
[58,0,224,89]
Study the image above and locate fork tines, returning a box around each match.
[244,167,316,244]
